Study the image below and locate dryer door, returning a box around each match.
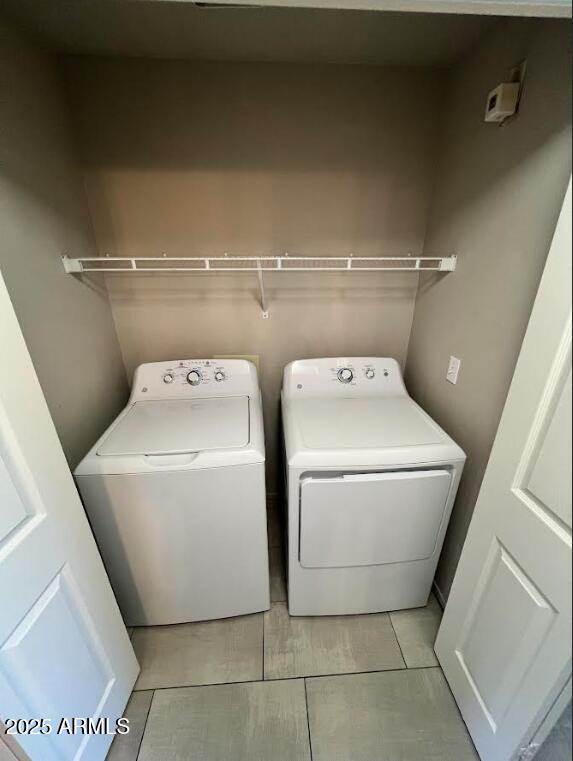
[300,470,452,568]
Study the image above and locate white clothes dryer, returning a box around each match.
[75,359,269,626]
[282,357,465,616]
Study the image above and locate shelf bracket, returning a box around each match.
[256,260,269,319]
[62,255,83,274]
[439,255,457,272]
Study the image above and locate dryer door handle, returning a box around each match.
[143,452,199,467]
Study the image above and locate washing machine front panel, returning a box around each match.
[299,469,452,568]
[76,463,269,626]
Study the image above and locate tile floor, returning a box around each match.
[107,499,478,761]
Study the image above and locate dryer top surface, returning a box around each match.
[290,396,442,450]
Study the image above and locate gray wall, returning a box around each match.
[405,18,572,600]
[0,24,128,467]
[536,702,572,761]
[65,59,445,489]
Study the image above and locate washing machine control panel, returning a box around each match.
[131,359,259,401]
[283,357,407,398]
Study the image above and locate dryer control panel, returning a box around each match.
[282,357,407,399]
[130,359,260,401]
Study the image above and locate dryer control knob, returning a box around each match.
[187,370,202,386]
[214,370,226,382]
[364,368,375,379]
[163,373,174,384]
[337,367,354,384]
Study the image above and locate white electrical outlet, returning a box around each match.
[447,356,461,385]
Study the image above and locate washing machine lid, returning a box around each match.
[97,397,250,456]
[293,396,443,450]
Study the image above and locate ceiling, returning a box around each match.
[0,0,495,66]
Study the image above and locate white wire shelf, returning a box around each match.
[62,254,457,274]
[62,254,456,318]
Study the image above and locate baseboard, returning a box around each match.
[432,580,446,610]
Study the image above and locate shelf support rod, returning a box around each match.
[256,259,269,319]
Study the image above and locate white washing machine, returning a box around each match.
[75,359,269,626]
[282,357,465,616]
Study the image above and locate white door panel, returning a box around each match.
[0,272,139,761]
[435,180,572,761]
[1,569,114,761]
[0,455,30,540]
[523,368,572,530]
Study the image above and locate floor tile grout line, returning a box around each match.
[135,689,155,761]
[388,611,408,669]
[303,678,314,761]
[132,664,440,693]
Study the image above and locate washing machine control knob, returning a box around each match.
[187,370,202,386]
[214,370,226,382]
[337,367,354,384]
[364,368,375,379]
[163,373,174,384]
